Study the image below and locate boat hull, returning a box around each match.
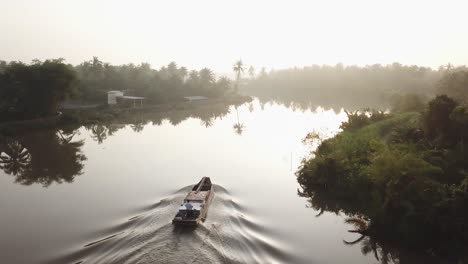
[172,177,214,226]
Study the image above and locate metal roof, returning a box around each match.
[184,96,208,100]
[120,96,145,100]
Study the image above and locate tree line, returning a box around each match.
[242,63,468,109]
[74,57,235,103]
[0,58,244,121]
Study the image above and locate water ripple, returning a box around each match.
[48,184,300,264]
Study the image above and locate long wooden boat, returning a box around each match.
[172,177,214,225]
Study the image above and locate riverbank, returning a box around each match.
[0,95,252,135]
[297,95,468,262]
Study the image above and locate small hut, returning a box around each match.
[108,91,145,107]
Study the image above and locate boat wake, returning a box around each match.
[50,185,297,264]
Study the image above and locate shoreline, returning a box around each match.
[0,95,252,135]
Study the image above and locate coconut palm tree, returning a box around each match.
[188,70,199,82]
[342,217,394,263]
[0,140,31,176]
[199,68,215,94]
[89,125,108,144]
[233,60,246,93]
[15,131,87,187]
[167,61,178,77]
[200,118,214,128]
[179,66,188,81]
[215,76,232,95]
[130,116,146,132]
[199,68,215,85]
[248,65,255,79]
[233,106,245,135]
[57,129,77,144]
[233,123,245,135]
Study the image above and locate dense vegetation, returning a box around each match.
[0,59,77,120]
[74,57,233,103]
[243,63,468,110]
[0,58,239,121]
[297,95,468,262]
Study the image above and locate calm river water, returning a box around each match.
[0,100,382,264]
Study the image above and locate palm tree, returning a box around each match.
[215,76,232,95]
[105,124,124,136]
[199,68,215,84]
[167,62,178,77]
[188,70,199,82]
[233,60,246,93]
[259,67,268,78]
[233,106,245,135]
[233,123,245,135]
[199,68,215,94]
[200,118,214,128]
[343,217,391,263]
[248,65,255,79]
[179,66,188,81]
[90,125,108,144]
[57,130,77,144]
[130,116,146,132]
[187,70,200,91]
[0,140,31,176]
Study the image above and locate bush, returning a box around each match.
[390,93,426,112]
[297,95,468,258]
[340,109,388,131]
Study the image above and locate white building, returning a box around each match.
[107,91,145,107]
[107,91,124,105]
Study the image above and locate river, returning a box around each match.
[0,100,382,264]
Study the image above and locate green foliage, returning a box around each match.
[297,96,468,258]
[390,93,427,112]
[438,70,468,102]
[340,109,388,131]
[74,58,233,103]
[0,58,237,122]
[422,95,461,145]
[0,59,77,120]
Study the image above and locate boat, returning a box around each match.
[172,177,214,225]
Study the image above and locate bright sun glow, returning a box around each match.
[1,0,467,71]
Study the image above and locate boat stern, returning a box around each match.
[172,217,199,226]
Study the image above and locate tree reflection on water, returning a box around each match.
[0,140,31,176]
[0,101,248,186]
[82,102,247,144]
[233,106,245,135]
[298,188,466,264]
[0,129,86,187]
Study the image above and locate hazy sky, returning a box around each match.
[1,0,467,72]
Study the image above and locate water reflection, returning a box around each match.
[298,185,465,264]
[2,99,375,264]
[233,106,246,135]
[130,115,146,133]
[0,129,86,187]
[88,124,108,144]
[0,140,31,176]
[82,102,248,144]
[0,102,248,185]
[253,93,388,112]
